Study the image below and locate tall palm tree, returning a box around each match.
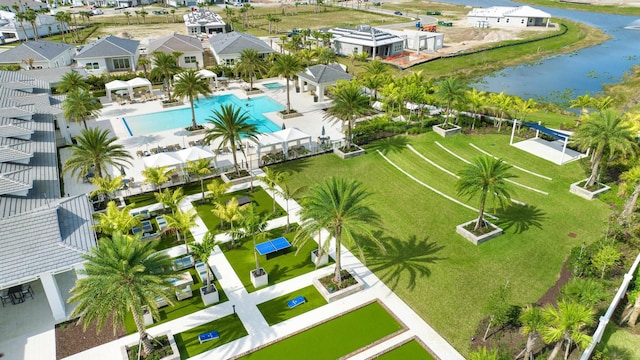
[137,57,151,79]
[24,8,39,40]
[456,156,516,231]
[206,181,231,205]
[298,177,384,285]
[570,93,593,118]
[154,187,185,215]
[435,77,467,127]
[141,166,174,193]
[165,209,197,253]
[324,79,371,150]
[277,181,304,231]
[363,60,389,101]
[64,127,132,180]
[203,104,259,176]
[620,165,640,220]
[58,71,89,94]
[259,166,285,213]
[489,91,514,132]
[89,175,124,202]
[316,47,336,65]
[518,305,545,360]
[270,53,303,114]
[150,51,180,101]
[542,300,594,360]
[571,109,637,187]
[185,158,213,202]
[68,232,174,356]
[173,69,211,130]
[54,11,70,43]
[190,231,218,293]
[93,202,142,236]
[466,88,486,130]
[514,97,537,124]
[62,89,102,129]
[234,205,271,274]
[236,48,268,91]
[211,197,244,239]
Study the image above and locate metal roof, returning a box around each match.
[297,64,353,85]
[148,33,203,54]
[0,40,74,63]
[75,35,139,59]
[329,27,404,47]
[208,32,274,56]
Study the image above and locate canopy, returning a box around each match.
[522,122,569,140]
[175,147,215,162]
[197,69,216,79]
[257,128,312,162]
[175,70,218,90]
[105,78,153,101]
[128,77,152,91]
[143,152,182,168]
[510,120,582,165]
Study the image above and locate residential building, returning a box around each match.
[329,25,404,59]
[184,8,226,36]
[0,10,67,42]
[208,31,273,67]
[74,35,140,75]
[0,70,94,326]
[148,33,204,69]
[0,40,75,69]
[378,28,444,53]
[467,6,551,28]
[0,0,49,12]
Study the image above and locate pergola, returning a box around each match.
[256,128,313,161]
[510,120,585,165]
[105,78,153,101]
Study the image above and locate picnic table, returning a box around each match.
[255,237,292,259]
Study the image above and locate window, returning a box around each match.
[497,18,500,22]
[185,56,197,64]
[521,19,525,24]
[86,62,99,70]
[506,18,510,23]
[393,43,403,53]
[112,58,130,70]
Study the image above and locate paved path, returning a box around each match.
[64,182,463,360]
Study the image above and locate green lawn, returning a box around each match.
[375,340,436,360]
[273,132,610,355]
[194,187,286,232]
[241,301,403,359]
[174,314,248,360]
[123,267,228,334]
[222,226,329,292]
[124,178,222,207]
[597,323,640,360]
[256,285,327,326]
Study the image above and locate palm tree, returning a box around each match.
[234,205,271,274]
[456,156,516,232]
[141,166,174,193]
[279,182,305,231]
[489,91,514,132]
[518,305,545,360]
[514,97,537,124]
[62,89,102,129]
[190,231,218,293]
[571,109,637,187]
[185,158,213,202]
[542,300,594,360]
[93,202,142,236]
[54,11,70,43]
[68,232,174,356]
[259,166,285,213]
[212,197,244,236]
[150,51,180,101]
[570,93,593,118]
[24,8,38,40]
[298,177,384,285]
[560,278,607,307]
[154,187,185,215]
[206,181,231,205]
[64,128,132,180]
[123,11,132,25]
[165,209,197,253]
[316,47,336,65]
[203,104,259,176]
[57,71,89,94]
[137,57,151,79]
[89,175,124,202]
[324,79,371,151]
[270,53,303,114]
[466,88,486,130]
[620,165,640,220]
[173,69,211,130]
[236,48,268,91]
[435,77,467,127]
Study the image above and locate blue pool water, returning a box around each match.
[263,82,285,90]
[123,94,284,136]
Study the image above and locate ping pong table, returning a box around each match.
[255,237,292,258]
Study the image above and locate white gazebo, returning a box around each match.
[105,80,130,101]
[127,77,153,94]
[143,152,182,168]
[272,128,313,159]
[256,132,285,162]
[176,147,216,163]
[197,69,218,90]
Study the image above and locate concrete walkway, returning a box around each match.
[64,180,463,360]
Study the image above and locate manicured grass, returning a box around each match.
[194,187,286,232]
[155,231,195,252]
[241,301,403,359]
[597,323,640,359]
[223,226,329,292]
[123,267,228,334]
[124,179,221,207]
[174,314,248,360]
[256,285,327,326]
[273,132,611,355]
[375,340,435,360]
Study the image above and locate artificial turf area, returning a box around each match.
[123,267,228,334]
[375,340,435,360]
[273,132,611,355]
[256,285,327,326]
[124,179,220,207]
[174,314,248,360]
[596,324,640,359]
[241,301,403,359]
[222,226,331,292]
[194,187,286,232]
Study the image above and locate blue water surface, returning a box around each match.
[124,94,284,136]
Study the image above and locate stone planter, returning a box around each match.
[200,285,219,306]
[221,171,252,185]
[334,145,365,159]
[432,124,461,137]
[250,268,268,288]
[311,249,328,267]
[142,306,153,326]
[121,330,179,360]
[245,88,263,95]
[313,268,364,303]
[278,111,303,119]
[570,179,611,200]
[162,101,183,108]
[456,219,503,245]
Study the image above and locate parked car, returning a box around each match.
[91,9,103,15]
[393,11,403,15]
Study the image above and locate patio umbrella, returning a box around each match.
[282,123,286,130]
[321,126,325,136]
[119,165,126,176]
[174,129,192,148]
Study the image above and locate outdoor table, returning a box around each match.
[8,285,23,304]
[255,237,292,259]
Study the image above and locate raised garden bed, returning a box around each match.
[162,101,183,109]
[121,331,179,360]
[334,145,365,159]
[313,269,364,303]
[245,88,263,95]
[221,170,252,185]
[432,124,461,137]
[456,219,503,245]
[569,179,611,200]
[278,110,303,119]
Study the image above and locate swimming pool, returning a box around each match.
[123,94,284,136]
[263,82,285,90]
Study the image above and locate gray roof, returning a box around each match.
[330,26,404,47]
[25,67,88,87]
[75,35,139,59]
[0,40,74,63]
[297,63,353,84]
[148,33,203,54]
[0,195,96,286]
[0,0,48,11]
[208,32,274,56]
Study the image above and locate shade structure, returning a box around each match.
[175,147,215,162]
[127,77,152,93]
[257,128,313,161]
[143,152,182,168]
[105,80,130,101]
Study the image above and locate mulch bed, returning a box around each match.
[56,316,126,359]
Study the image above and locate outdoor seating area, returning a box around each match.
[156,215,168,230]
[1,285,34,306]
[173,255,195,271]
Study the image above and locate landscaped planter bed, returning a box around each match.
[569,179,611,200]
[121,331,179,360]
[456,219,503,245]
[313,269,364,303]
[432,124,461,137]
[334,145,365,159]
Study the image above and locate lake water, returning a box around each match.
[435,0,640,100]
